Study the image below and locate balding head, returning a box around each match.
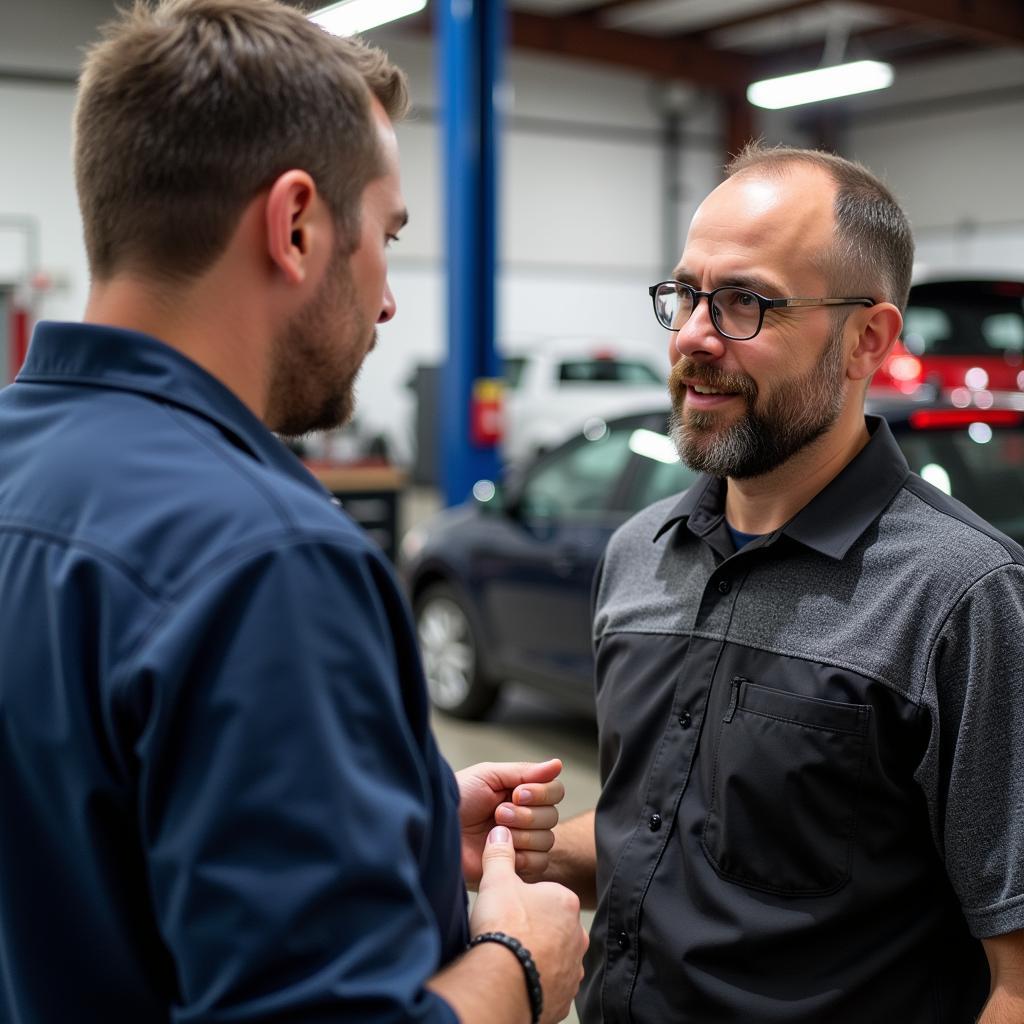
[725,143,914,313]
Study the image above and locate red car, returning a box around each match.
[875,277,1024,400]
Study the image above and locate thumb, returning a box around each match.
[479,826,517,886]
[516,757,563,784]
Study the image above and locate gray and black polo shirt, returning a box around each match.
[579,416,1024,1024]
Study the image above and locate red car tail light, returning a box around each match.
[909,409,1024,430]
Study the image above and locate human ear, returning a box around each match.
[264,170,324,286]
[846,303,903,382]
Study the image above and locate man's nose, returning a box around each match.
[378,280,396,324]
[673,297,726,362]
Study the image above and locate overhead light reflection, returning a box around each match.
[920,463,952,495]
[629,429,679,465]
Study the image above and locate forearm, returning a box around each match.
[545,810,597,908]
[980,931,1024,1023]
[427,942,532,1024]
[977,989,1024,1023]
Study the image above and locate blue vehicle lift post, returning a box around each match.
[437,0,505,506]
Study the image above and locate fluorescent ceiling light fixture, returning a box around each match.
[310,0,427,37]
[747,60,893,110]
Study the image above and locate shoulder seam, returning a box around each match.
[0,518,166,604]
[922,561,1024,701]
[902,475,1024,565]
[110,530,386,702]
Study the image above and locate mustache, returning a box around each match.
[668,358,757,403]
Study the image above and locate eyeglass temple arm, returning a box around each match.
[769,297,875,309]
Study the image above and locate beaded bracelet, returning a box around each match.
[468,930,543,1024]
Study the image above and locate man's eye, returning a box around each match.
[386,234,400,248]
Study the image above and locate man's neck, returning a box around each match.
[83,272,270,422]
[723,410,871,535]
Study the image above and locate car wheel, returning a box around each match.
[415,583,500,719]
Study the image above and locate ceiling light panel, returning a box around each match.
[310,0,426,36]
[747,60,893,108]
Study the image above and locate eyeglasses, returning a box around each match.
[648,281,875,341]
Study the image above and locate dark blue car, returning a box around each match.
[399,401,1024,718]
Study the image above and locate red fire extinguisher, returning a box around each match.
[9,304,30,382]
[470,377,504,447]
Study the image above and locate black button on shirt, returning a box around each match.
[717,578,731,594]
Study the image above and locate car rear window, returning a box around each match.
[894,424,1024,543]
[558,359,662,385]
[903,281,1024,357]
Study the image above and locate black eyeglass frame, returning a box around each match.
[648,281,876,341]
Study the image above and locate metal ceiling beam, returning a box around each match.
[509,11,754,91]
[754,25,981,78]
[865,0,1024,47]
[678,0,827,40]
[582,0,651,12]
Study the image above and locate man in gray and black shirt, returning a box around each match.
[543,144,1024,1022]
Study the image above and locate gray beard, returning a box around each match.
[670,323,846,479]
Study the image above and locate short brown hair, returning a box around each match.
[74,0,408,282]
[726,142,914,312]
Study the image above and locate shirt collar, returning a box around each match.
[18,320,328,498]
[653,416,910,560]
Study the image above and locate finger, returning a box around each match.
[513,779,565,808]
[514,849,552,878]
[509,827,555,853]
[495,803,558,830]
[478,826,517,886]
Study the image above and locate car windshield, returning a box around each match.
[558,359,662,385]
[903,281,1024,358]
[503,356,527,389]
[893,424,1024,542]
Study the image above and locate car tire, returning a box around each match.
[414,583,501,719]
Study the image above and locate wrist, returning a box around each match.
[468,931,543,1024]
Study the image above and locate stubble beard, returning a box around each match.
[266,244,375,438]
[668,320,847,479]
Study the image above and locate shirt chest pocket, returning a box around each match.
[701,679,871,897]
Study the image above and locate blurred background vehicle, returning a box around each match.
[501,337,668,464]
[400,399,1024,719]
[874,275,1024,401]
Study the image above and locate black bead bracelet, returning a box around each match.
[468,930,543,1024]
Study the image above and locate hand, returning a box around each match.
[472,826,588,1024]
[457,759,564,887]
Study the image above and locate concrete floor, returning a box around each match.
[432,686,601,1024]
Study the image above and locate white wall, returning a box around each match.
[0,82,86,321]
